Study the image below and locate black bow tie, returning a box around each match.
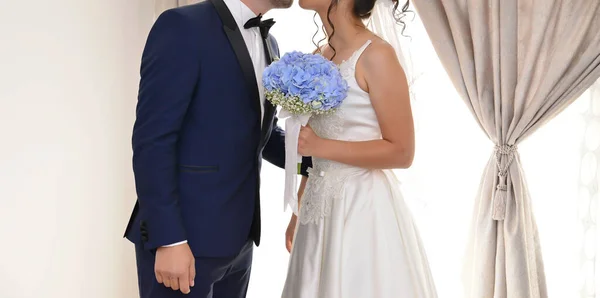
[243,14,275,39]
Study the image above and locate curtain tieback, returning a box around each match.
[492,144,517,220]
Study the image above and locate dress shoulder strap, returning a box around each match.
[349,40,372,69]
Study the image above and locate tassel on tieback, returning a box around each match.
[492,144,516,220]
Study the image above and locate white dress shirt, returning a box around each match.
[224,0,268,121]
[164,0,268,248]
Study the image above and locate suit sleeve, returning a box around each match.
[262,117,313,177]
[299,156,313,177]
[132,10,200,250]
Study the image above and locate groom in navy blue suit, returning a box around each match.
[123,0,310,297]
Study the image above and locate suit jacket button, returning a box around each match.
[140,226,149,242]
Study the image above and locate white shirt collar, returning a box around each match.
[222,0,259,29]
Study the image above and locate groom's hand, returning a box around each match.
[155,243,196,294]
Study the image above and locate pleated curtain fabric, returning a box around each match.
[411,1,600,297]
[154,0,202,17]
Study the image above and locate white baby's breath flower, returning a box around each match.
[265,90,337,116]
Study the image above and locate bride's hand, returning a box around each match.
[285,214,297,252]
[298,125,323,156]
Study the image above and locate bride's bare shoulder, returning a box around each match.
[358,37,407,90]
[364,37,394,57]
[360,38,401,70]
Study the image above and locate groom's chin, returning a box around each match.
[297,0,319,11]
[271,0,294,9]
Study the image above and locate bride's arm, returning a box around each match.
[298,42,414,170]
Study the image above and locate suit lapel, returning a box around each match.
[260,36,278,143]
[265,36,279,62]
[210,0,279,151]
[210,0,261,117]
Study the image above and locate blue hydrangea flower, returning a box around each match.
[262,52,348,115]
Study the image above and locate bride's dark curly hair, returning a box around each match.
[314,0,410,60]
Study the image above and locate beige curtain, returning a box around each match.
[412,1,600,297]
[154,0,201,16]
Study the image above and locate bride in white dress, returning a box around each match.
[280,0,437,297]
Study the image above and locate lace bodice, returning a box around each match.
[299,40,382,224]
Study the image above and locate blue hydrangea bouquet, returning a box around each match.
[262,52,349,214]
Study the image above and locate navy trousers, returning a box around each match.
[135,240,253,298]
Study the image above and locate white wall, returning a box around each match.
[0,1,153,297]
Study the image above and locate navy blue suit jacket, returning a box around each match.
[124,0,311,258]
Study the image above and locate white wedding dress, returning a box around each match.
[281,41,438,298]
